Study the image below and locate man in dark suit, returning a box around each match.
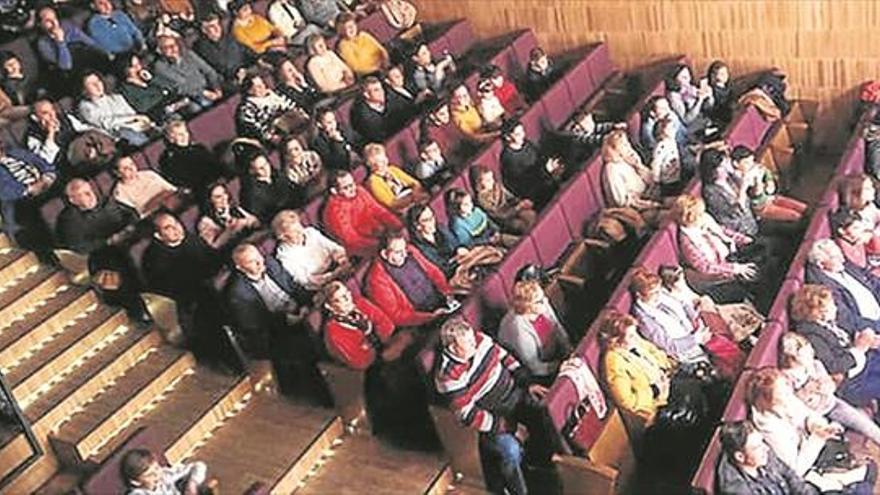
[349,76,414,144]
[805,239,880,332]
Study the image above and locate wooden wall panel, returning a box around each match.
[413,0,879,146]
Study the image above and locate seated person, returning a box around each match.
[364,230,452,328]
[640,95,687,156]
[481,64,524,113]
[805,239,880,333]
[275,57,322,112]
[410,43,455,95]
[364,142,426,212]
[446,187,517,249]
[476,78,505,131]
[154,35,224,111]
[0,141,56,242]
[322,170,403,256]
[25,99,95,174]
[700,148,760,237]
[779,332,880,445]
[831,209,879,277]
[118,53,196,123]
[298,0,341,30]
[838,173,880,242]
[499,278,572,383]
[524,47,556,101]
[335,12,388,76]
[704,61,734,126]
[421,100,474,160]
[450,84,497,142]
[56,179,149,322]
[731,145,807,224]
[272,209,350,291]
[158,120,225,196]
[500,120,565,208]
[157,0,196,30]
[121,448,209,495]
[86,0,145,56]
[198,180,260,250]
[36,6,111,95]
[268,0,324,46]
[242,153,300,223]
[410,138,452,187]
[310,106,358,171]
[194,13,255,89]
[649,118,685,196]
[111,155,177,217]
[230,0,288,54]
[376,0,417,30]
[629,267,743,379]
[236,72,306,144]
[470,164,536,235]
[384,64,417,104]
[350,76,414,144]
[601,129,663,215]
[558,110,619,164]
[305,34,355,94]
[434,317,563,495]
[283,136,327,198]
[665,63,714,133]
[78,71,155,147]
[716,421,817,495]
[790,283,880,408]
[0,51,39,106]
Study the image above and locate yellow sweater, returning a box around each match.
[602,338,674,421]
[451,104,484,138]
[366,166,420,208]
[337,32,388,76]
[233,15,278,54]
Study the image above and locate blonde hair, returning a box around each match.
[789,284,834,323]
[363,143,386,164]
[440,317,473,347]
[601,130,642,168]
[271,209,301,242]
[511,279,544,315]
[672,194,705,227]
[778,332,811,369]
[746,367,784,412]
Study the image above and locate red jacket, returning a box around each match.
[323,186,403,257]
[324,296,395,370]
[365,246,452,327]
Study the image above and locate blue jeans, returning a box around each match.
[479,432,526,495]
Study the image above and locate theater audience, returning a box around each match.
[410,43,455,95]
[560,110,619,164]
[236,72,305,144]
[36,6,111,94]
[350,76,413,143]
[384,64,416,104]
[731,145,807,224]
[476,78,505,130]
[336,12,388,76]
[421,100,474,158]
[111,156,177,217]
[838,174,880,237]
[778,332,880,445]
[305,34,355,94]
[121,448,209,495]
[665,63,713,131]
[446,187,517,249]
[364,230,452,327]
[411,138,452,187]
[499,278,572,383]
[601,129,662,214]
[230,0,287,55]
[790,284,880,408]
[364,142,425,211]
[716,421,816,495]
[298,0,342,31]
[830,209,879,276]
[470,165,536,235]
[450,84,496,142]
[241,153,300,222]
[500,120,564,208]
[322,170,402,256]
[194,13,255,88]
[311,107,357,171]
[268,0,323,46]
[283,136,327,198]
[118,54,196,123]
[154,35,224,111]
[704,60,734,126]
[0,141,55,241]
[805,239,880,332]
[377,0,417,30]
[650,118,685,195]
[198,180,260,250]
[159,120,225,196]
[86,0,145,56]
[700,148,760,237]
[523,47,555,101]
[272,209,349,291]
[275,57,322,112]
[434,317,562,495]
[26,99,95,174]
[0,52,39,106]
[78,72,154,147]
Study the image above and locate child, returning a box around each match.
[446,187,517,249]
[649,117,683,196]
[411,138,451,187]
[482,64,524,113]
[731,145,807,223]
[121,448,210,495]
[476,78,505,131]
[470,164,536,235]
[524,47,555,100]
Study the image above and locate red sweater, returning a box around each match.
[324,296,395,370]
[365,246,451,327]
[322,186,403,257]
[494,80,523,112]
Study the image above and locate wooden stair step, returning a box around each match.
[0,268,68,328]
[190,393,339,494]
[0,286,95,373]
[296,433,446,495]
[49,346,193,466]
[91,369,250,466]
[0,249,39,288]
[6,305,125,407]
[0,431,37,486]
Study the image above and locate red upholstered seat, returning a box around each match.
[558,171,599,238]
[804,206,831,241]
[746,322,785,370]
[563,54,597,110]
[358,12,397,44]
[497,237,540,294]
[690,428,722,495]
[529,203,573,267]
[586,43,614,90]
[443,21,476,56]
[583,155,606,209]
[519,104,546,141]
[541,81,575,129]
[767,278,801,331]
[384,126,419,167]
[722,369,753,421]
[510,30,539,76]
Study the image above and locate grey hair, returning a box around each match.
[439,317,473,348]
[807,239,841,267]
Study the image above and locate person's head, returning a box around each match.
[0,51,22,78]
[363,143,389,173]
[501,120,526,148]
[652,117,675,142]
[477,78,494,98]
[283,136,306,163]
[276,58,303,85]
[419,139,442,163]
[248,153,273,180]
[412,43,432,67]
[778,332,816,370]
[658,264,686,290]
[157,35,181,60]
[440,317,477,359]
[32,99,57,129]
[646,95,671,119]
[629,267,662,304]
[230,0,253,20]
[529,47,549,71]
[572,110,595,135]
[271,209,305,245]
[38,6,60,33]
[207,181,232,210]
[121,449,161,489]
[361,76,385,106]
[747,367,794,412]
[730,145,756,174]
[232,243,265,279]
[306,34,327,56]
[790,283,837,324]
[65,178,99,210]
[471,164,495,193]
[323,281,354,315]
[315,107,338,133]
[153,212,186,246]
[831,209,872,245]
[407,203,436,238]
[481,64,505,88]
[511,278,546,316]
[120,53,148,82]
[450,84,472,107]
[329,170,357,198]
[241,72,270,98]
[115,156,139,182]
[838,174,876,211]
[672,194,706,227]
[666,63,692,93]
[429,101,451,124]
[200,12,225,42]
[336,12,358,38]
[600,129,636,164]
[707,60,730,87]
[379,230,408,267]
[807,238,846,274]
[446,188,473,217]
[699,148,730,184]
[719,421,770,472]
[92,0,114,16]
[385,64,406,89]
[81,72,106,99]
[164,119,190,147]
[598,310,641,349]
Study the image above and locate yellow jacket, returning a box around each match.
[366,166,421,208]
[337,32,388,75]
[233,15,278,54]
[451,104,484,138]
[602,338,674,421]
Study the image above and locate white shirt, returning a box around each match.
[826,269,880,321]
[603,159,647,207]
[268,0,306,39]
[276,226,345,289]
[649,137,681,185]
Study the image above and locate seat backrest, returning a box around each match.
[586,43,614,90]
[767,278,801,330]
[583,154,606,210]
[519,104,547,142]
[541,81,575,129]
[497,237,540,295]
[358,11,396,44]
[721,370,753,422]
[690,427,722,495]
[384,126,419,167]
[563,53,597,110]
[633,223,677,271]
[443,20,476,57]
[745,322,784,370]
[804,206,831,241]
[558,171,598,238]
[529,202,573,267]
[510,29,539,76]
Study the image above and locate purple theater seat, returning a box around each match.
[839,138,866,176]
[510,30,539,75]
[83,427,166,495]
[742,106,771,149]
[489,47,519,82]
[130,237,150,274]
[563,55,596,109]
[633,224,677,271]
[541,81,575,129]
[384,127,418,167]
[784,241,812,284]
[583,155,606,209]
[544,374,580,431]
[460,297,482,328]
[478,272,509,318]
[579,338,601,371]
[93,171,115,197]
[179,205,201,231]
[40,197,65,236]
[474,141,502,174]
[723,107,752,148]
[804,206,830,241]
[558,172,598,237]
[767,279,801,331]
[139,140,165,169]
[690,428,722,495]
[497,237,540,294]
[722,370,753,421]
[337,99,355,130]
[304,198,324,227]
[443,21,476,57]
[605,276,632,315]
[188,96,240,150]
[429,191,449,226]
[586,43,614,89]
[359,12,396,44]
[427,36,452,61]
[351,165,368,183]
[819,187,839,209]
[745,322,784,370]
[519,105,546,140]
[464,72,480,94]
[529,203,573,267]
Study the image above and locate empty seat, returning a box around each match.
[443,20,476,56]
[541,81,575,129]
[510,30,539,76]
[529,203,573,267]
[558,172,599,238]
[586,43,614,90]
[583,155,606,209]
